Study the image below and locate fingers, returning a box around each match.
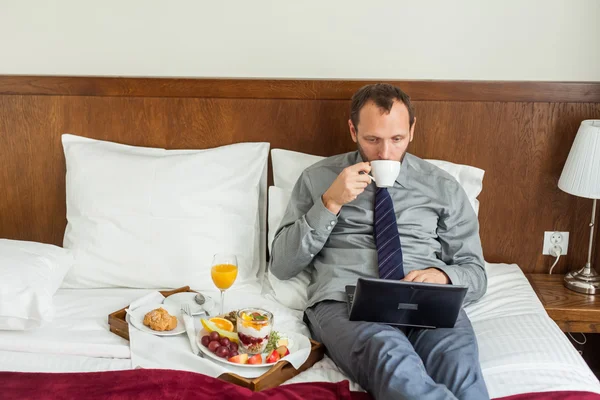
[403,270,420,282]
[349,162,372,174]
[352,180,369,189]
[403,269,442,284]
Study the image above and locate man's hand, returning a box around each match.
[403,268,450,284]
[322,162,372,214]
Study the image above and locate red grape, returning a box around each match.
[208,341,221,352]
[229,342,238,352]
[229,350,238,358]
[220,337,230,347]
[201,336,210,347]
[216,346,230,358]
[209,331,220,341]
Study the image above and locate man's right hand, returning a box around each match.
[322,162,372,214]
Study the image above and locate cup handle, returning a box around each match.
[359,171,376,182]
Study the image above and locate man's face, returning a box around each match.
[348,100,415,162]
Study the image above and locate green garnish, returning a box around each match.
[265,330,281,353]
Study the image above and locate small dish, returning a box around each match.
[163,292,215,316]
[128,303,185,336]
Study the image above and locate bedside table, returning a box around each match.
[527,274,600,333]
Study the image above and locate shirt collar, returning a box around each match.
[354,151,410,189]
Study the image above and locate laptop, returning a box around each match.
[345,277,468,329]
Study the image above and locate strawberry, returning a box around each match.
[266,349,280,364]
[276,345,290,358]
[247,354,263,365]
[228,353,248,364]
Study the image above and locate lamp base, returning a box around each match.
[564,267,600,295]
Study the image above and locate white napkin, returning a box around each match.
[127,290,311,378]
[181,311,199,355]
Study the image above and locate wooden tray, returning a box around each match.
[108,286,326,391]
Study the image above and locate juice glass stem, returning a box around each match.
[220,290,225,315]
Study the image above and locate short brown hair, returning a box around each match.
[350,83,415,131]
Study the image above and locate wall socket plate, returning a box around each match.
[542,231,569,255]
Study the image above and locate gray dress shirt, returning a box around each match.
[270,151,487,309]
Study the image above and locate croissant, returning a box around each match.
[143,307,177,331]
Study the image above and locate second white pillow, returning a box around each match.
[0,239,73,330]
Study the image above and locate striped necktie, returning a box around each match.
[374,187,405,280]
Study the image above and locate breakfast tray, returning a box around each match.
[107,286,326,391]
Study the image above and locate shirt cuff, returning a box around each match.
[304,196,339,235]
[433,265,460,286]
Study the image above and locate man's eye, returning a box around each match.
[393,137,403,142]
[367,138,377,143]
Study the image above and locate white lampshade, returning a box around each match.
[558,120,600,199]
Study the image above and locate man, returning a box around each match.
[270,83,489,400]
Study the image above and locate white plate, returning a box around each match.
[196,329,304,369]
[162,292,215,316]
[128,303,185,336]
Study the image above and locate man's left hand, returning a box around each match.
[403,268,450,284]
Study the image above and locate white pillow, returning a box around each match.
[61,134,269,290]
[266,187,311,310]
[271,148,484,215]
[0,239,73,330]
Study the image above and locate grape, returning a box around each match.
[201,336,210,347]
[229,350,238,358]
[216,346,230,358]
[229,342,238,352]
[208,341,221,352]
[220,337,230,347]
[209,331,220,341]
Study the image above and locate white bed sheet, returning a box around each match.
[284,263,600,398]
[1,264,599,399]
[0,287,147,372]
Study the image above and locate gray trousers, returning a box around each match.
[305,301,490,400]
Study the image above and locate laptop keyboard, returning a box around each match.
[347,292,354,307]
[345,285,356,314]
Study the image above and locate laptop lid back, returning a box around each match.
[348,277,467,328]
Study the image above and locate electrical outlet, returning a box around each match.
[542,231,569,255]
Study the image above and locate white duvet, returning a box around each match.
[0,263,599,399]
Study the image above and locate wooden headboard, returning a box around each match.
[1,76,599,274]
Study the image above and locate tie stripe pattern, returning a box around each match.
[374,187,405,280]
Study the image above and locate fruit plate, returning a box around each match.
[196,329,311,369]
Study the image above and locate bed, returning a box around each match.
[1,262,600,399]
[1,76,600,399]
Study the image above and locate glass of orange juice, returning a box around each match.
[210,253,238,315]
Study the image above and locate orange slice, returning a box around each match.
[200,319,239,343]
[209,317,234,332]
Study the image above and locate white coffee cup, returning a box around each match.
[370,160,401,188]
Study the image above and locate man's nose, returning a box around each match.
[378,142,391,160]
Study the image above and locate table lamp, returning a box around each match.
[558,119,600,294]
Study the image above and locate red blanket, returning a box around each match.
[497,392,600,400]
[2,369,599,400]
[2,369,371,400]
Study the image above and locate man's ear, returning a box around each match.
[409,117,416,142]
[349,119,358,143]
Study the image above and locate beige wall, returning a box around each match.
[1,0,598,81]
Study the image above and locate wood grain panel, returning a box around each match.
[1,77,600,275]
[532,103,600,274]
[1,76,600,102]
[527,274,600,333]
